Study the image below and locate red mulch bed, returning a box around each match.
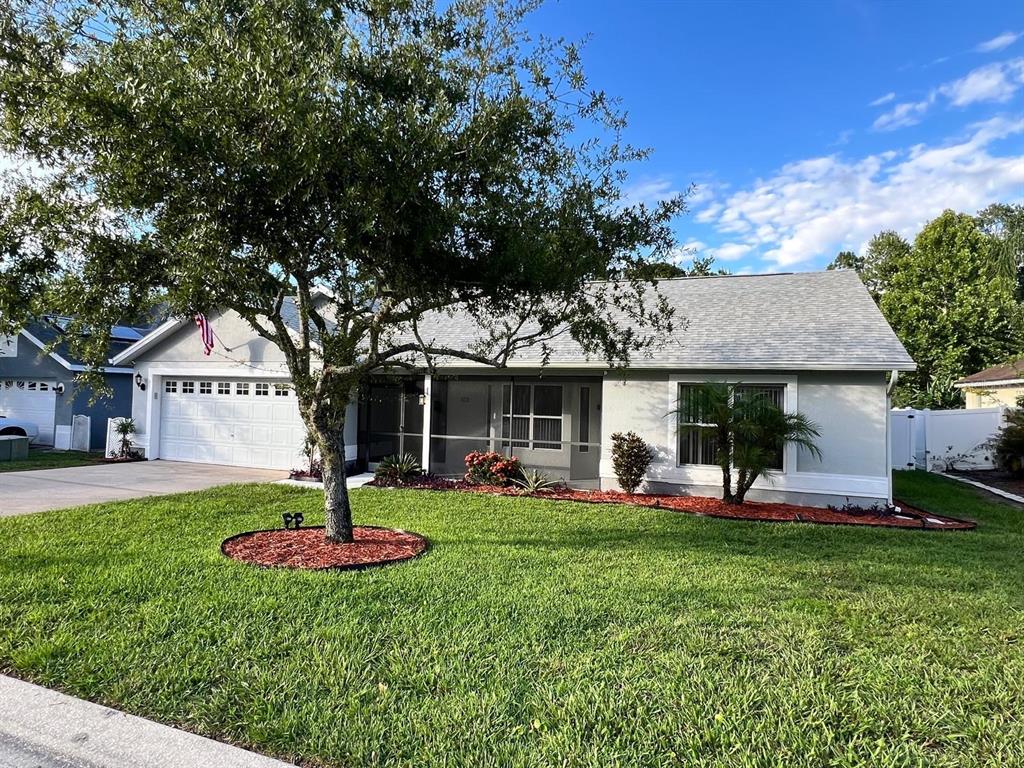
[371,479,975,531]
[221,526,429,570]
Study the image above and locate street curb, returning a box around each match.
[0,676,296,768]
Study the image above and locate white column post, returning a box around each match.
[421,373,432,471]
[145,373,161,460]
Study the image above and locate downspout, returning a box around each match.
[885,370,900,506]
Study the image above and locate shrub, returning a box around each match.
[992,406,1024,476]
[464,451,522,486]
[610,431,654,494]
[513,468,562,493]
[110,418,141,459]
[374,453,424,486]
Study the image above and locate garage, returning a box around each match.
[0,379,57,445]
[158,378,307,470]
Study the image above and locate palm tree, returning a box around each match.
[675,382,821,504]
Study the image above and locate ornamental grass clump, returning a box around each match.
[374,453,424,486]
[464,451,522,486]
[610,431,655,494]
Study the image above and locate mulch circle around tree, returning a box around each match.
[221,526,429,571]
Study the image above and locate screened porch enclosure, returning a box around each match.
[362,375,602,486]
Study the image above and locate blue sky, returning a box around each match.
[527,0,1024,273]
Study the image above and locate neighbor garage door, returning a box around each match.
[158,378,306,469]
[0,378,57,445]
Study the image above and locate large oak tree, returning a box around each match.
[0,0,682,541]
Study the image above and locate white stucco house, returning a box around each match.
[111,270,915,507]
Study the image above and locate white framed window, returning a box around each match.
[501,383,563,451]
[273,384,290,397]
[165,380,178,394]
[235,382,250,396]
[217,382,231,395]
[676,383,786,471]
[39,382,49,391]
[255,383,269,396]
[199,381,212,395]
[181,381,195,394]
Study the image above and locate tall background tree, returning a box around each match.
[827,207,1024,408]
[977,202,1024,299]
[0,0,683,542]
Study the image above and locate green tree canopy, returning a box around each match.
[880,210,1024,407]
[826,250,863,272]
[977,202,1024,299]
[0,0,682,541]
[627,253,728,280]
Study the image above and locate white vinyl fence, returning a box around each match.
[891,407,1006,472]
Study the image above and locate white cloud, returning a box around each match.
[710,243,752,262]
[870,57,1024,132]
[620,176,679,208]
[870,92,896,106]
[939,58,1024,106]
[698,116,1024,269]
[693,202,722,224]
[873,97,933,131]
[977,31,1021,53]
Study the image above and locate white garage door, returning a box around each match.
[0,379,57,445]
[159,378,307,470]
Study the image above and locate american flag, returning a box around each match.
[194,313,214,356]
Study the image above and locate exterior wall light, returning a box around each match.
[135,373,146,391]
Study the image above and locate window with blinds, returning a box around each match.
[677,383,786,470]
[676,384,719,466]
[501,383,563,451]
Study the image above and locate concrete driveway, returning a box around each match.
[0,461,285,516]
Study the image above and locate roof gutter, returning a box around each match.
[887,369,899,394]
[886,369,898,506]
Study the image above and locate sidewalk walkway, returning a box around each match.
[0,676,296,768]
[275,471,375,490]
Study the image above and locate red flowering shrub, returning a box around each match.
[464,450,522,486]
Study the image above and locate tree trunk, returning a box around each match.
[733,469,758,505]
[719,427,734,503]
[720,458,735,503]
[320,427,354,543]
[728,467,748,505]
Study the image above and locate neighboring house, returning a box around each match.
[0,318,145,449]
[955,361,1024,409]
[111,270,915,507]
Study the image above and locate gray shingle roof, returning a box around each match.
[412,270,916,371]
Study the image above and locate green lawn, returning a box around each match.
[0,472,1021,767]
[0,448,105,473]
